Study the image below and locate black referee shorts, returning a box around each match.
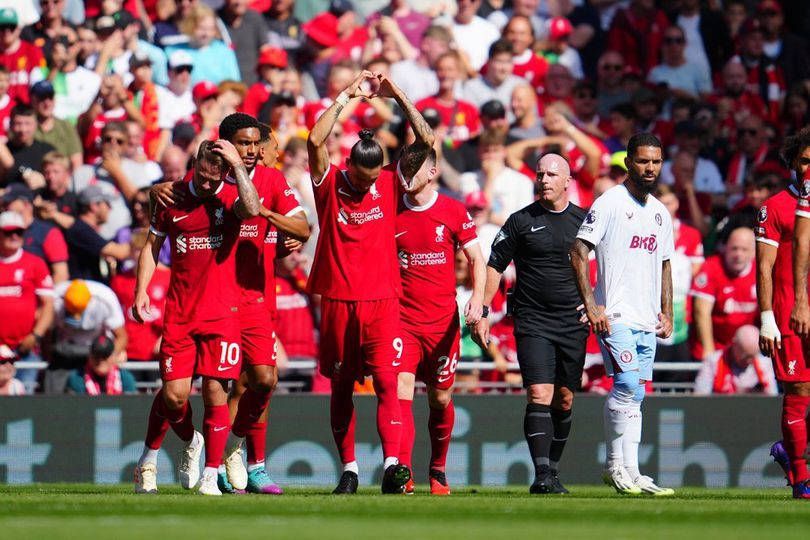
[516,332,587,390]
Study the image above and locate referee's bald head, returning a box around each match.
[537,153,571,179]
[536,153,572,206]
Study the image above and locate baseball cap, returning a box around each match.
[549,17,573,41]
[267,91,297,108]
[129,50,152,69]
[756,0,782,16]
[421,107,441,129]
[30,80,55,99]
[64,279,92,316]
[95,15,116,33]
[90,333,115,359]
[1,183,35,204]
[192,80,219,102]
[481,99,506,120]
[113,10,136,29]
[0,8,18,27]
[168,50,194,70]
[609,151,628,172]
[329,0,354,16]
[464,191,489,210]
[172,121,198,145]
[78,185,113,206]
[0,211,25,232]
[302,13,340,48]
[257,47,288,69]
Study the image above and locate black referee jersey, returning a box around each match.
[488,201,588,338]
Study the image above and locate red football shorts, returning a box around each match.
[159,317,241,381]
[319,297,402,383]
[772,334,810,382]
[240,304,277,367]
[400,317,461,390]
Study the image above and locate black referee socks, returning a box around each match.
[524,403,553,477]
[549,408,573,472]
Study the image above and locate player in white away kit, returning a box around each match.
[570,133,675,496]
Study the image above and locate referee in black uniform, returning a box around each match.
[474,153,588,494]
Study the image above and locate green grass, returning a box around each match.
[1,484,806,539]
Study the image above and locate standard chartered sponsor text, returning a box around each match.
[409,252,446,266]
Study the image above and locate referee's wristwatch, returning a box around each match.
[481,306,489,318]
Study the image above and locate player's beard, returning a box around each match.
[628,170,659,195]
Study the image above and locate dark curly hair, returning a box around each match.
[780,126,810,169]
[219,112,260,143]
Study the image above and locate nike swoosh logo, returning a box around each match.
[531,226,546,232]
[437,435,450,441]
[390,421,402,425]
[437,376,452,383]
[217,365,232,372]
[332,427,347,433]
[395,231,407,238]
[213,426,227,432]
[527,432,545,437]
[788,419,803,425]
[173,215,189,222]
[338,187,352,198]
[392,361,401,366]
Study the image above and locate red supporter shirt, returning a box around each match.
[82,108,129,164]
[757,185,801,334]
[512,51,549,94]
[0,250,53,349]
[396,191,478,329]
[227,165,302,310]
[275,272,318,358]
[307,162,403,300]
[150,179,242,323]
[111,266,170,361]
[416,96,480,146]
[0,94,12,141]
[689,255,758,358]
[674,219,704,265]
[1,40,46,104]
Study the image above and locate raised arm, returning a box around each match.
[213,140,261,219]
[307,70,375,183]
[373,73,435,180]
[570,238,609,335]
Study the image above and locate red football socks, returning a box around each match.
[144,389,170,450]
[159,391,195,443]
[428,401,454,472]
[330,378,357,464]
[231,387,270,439]
[782,394,810,484]
[245,422,267,465]
[203,404,231,468]
[398,399,415,468]
[373,374,402,460]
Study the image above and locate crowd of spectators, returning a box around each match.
[0,0,808,396]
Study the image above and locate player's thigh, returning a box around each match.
[635,330,657,381]
[240,307,278,367]
[194,317,242,380]
[159,321,197,381]
[553,329,588,392]
[598,325,638,377]
[775,335,810,383]
[319,298,362,381]
[420,322,461,391]
[359,298,403,379]
[516,334,557,388]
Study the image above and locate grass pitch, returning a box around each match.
[1,484,806,540]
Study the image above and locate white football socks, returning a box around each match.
[603,387,634,469]
[623,400,643,480]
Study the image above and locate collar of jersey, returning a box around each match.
[0,248,23,264]
[789,184,799,197]
[340,169,368,194]
[402,190,438,212]
[188,178,225,198]
[541,201,569,214]
[225,166,257,184]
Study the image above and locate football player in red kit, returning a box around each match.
[306,70,434,494]
[395,149,486,495]
[132,140,261,495]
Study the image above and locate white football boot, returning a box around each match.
[134,463,158,494]
[178,431,204,489]
[602,464,642,495]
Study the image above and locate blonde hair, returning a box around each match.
[41,151,70,169]
[178,4,219,39]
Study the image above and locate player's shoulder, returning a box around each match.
[435,192,466,213]
[766,185,800,208]
[567,202,587,220]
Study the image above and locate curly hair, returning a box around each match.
[218,112,260,143]
[780,126,810,168]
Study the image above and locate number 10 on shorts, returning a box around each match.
[219,341,241,367]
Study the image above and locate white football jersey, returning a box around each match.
[577,184,674,332]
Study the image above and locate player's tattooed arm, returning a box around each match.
[308,70,375,182]
[213,139,261,218]
[570,238,610,335]
[791,216,810,338]
[371,72,434,179]
[657,259,673,339]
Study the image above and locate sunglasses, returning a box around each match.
[664,37,685,44]
[102,136,127,144]
[738,128,758,137]
[1,228,25,237]
[172,66,192,74]
[600,64,623,71]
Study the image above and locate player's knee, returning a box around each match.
[527,384,553,405]
[612,370,640,398]
[201,377,229,404]
[163,384,189,409]
[250,369,278,395]
[552,387,574,411]
[428,388,452,409]
[372,373,397,397]
[633,383,646,403]
[397,373,416,398]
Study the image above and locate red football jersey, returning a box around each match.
[150,180,242,323]
[674,219,704,265]
[1,41,45,104]
[307,162,402,300]
[758,185,802,333]
[275,272,318,358]
[396,191,478,328]
[416,96,480,146]
[0,250,53,349]
[227,165,302,309]
[689,255,758,358]
[512,51,549,94]
[111,266,170,360]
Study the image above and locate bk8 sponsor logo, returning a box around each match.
[629,234,657,253]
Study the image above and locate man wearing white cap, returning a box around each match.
[156,51,196,140]
[0,210,54,392]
